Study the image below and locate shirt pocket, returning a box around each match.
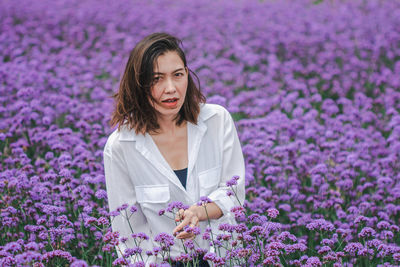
[135,184,170,204]
[198,165,222,197]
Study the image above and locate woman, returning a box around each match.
[104,33,245,266]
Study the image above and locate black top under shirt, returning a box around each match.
[173,168,187,189]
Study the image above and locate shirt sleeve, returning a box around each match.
[103,136,154,263]
[207,107,245,218]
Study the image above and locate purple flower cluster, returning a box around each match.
[1,0,400,265]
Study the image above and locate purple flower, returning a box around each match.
[42,250,73,263]
[184,239,195,250]
[306,219,335,232]
[218,223,235,232]
[226,175,239,186]
[344,242,364,256]
[393,253,400,261]
[285,243,307,253]
[318,246,332,254]
[4,241,22,253]
[391,225,400,233]
[130,205,138,213]
[136,232,149,240]
[71,260,89,267]
[379,230,394,240]
[0,257,16,266]
[197,196,212,206]
[25,242,39,251]
[152,247,161,255]
[203,252,216,261]
[235,223,248,233]
[146,250,153,256]
[277,231,297,243]
[109,210,120,217]
[124,247,142,257]
[102,231,119,246]
[358,227,376,239]
[267,208,279,219]
[321,238,335,247]
[154,232,174,249]
[158,209,165,216]
[230,205,247,222]
[202,232,210,240]
[166,201,188,212]
[263,256,280,265]
[112,258,129,266]
[192,226,201,235]
[116,203,128,212]
[96,217,109,225]
[94,189,107,199]
[306,256,322,266]
[377,221,390,230]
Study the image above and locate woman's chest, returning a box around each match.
[150,128,188,170]
[152,136,188,170]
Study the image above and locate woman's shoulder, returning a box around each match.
[199,103,230,121]
[103,125,139,155]
[103,129,121,156]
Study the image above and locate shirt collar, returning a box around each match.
[118,103,217,142]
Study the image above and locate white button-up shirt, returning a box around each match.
[103,103,245,263]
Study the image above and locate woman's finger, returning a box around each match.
[175,209,185,222]
[173,209,200,238]
[190,216,199,226]
[177,231,195,239]
[183,233,196,241]
[173,215,191,236]
[176,224,199,239]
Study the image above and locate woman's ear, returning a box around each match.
[185,66,188,74]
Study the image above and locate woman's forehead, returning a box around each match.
[153,51,185,74]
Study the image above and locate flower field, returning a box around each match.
[1,0,400,266]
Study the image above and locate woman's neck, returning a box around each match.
[153,115,186,136]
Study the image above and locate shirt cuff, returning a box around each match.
[208,193,235,217]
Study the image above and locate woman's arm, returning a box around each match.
[206,106,245,217]
[104,135,153,262]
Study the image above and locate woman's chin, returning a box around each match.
[156,105,184,120]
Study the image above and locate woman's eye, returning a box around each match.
[153,77,160,82]
[175,73,183,77]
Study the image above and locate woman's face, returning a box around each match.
[150,50,188,121]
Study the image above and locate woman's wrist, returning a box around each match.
[188,202,223,221]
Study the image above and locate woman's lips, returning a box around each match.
[161,98,178,108]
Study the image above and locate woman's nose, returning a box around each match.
[164,77,176,93]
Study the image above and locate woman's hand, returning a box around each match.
[172,202,223,240]
[173,206,201,240]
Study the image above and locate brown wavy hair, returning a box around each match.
[111,32,206,134]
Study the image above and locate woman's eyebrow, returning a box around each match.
[153,68,185,75]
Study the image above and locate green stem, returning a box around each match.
[255,234,264,261]
[230,186,242,207]
[203,205,221,257]
[124,209,144,262]
[116,245,130,265]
